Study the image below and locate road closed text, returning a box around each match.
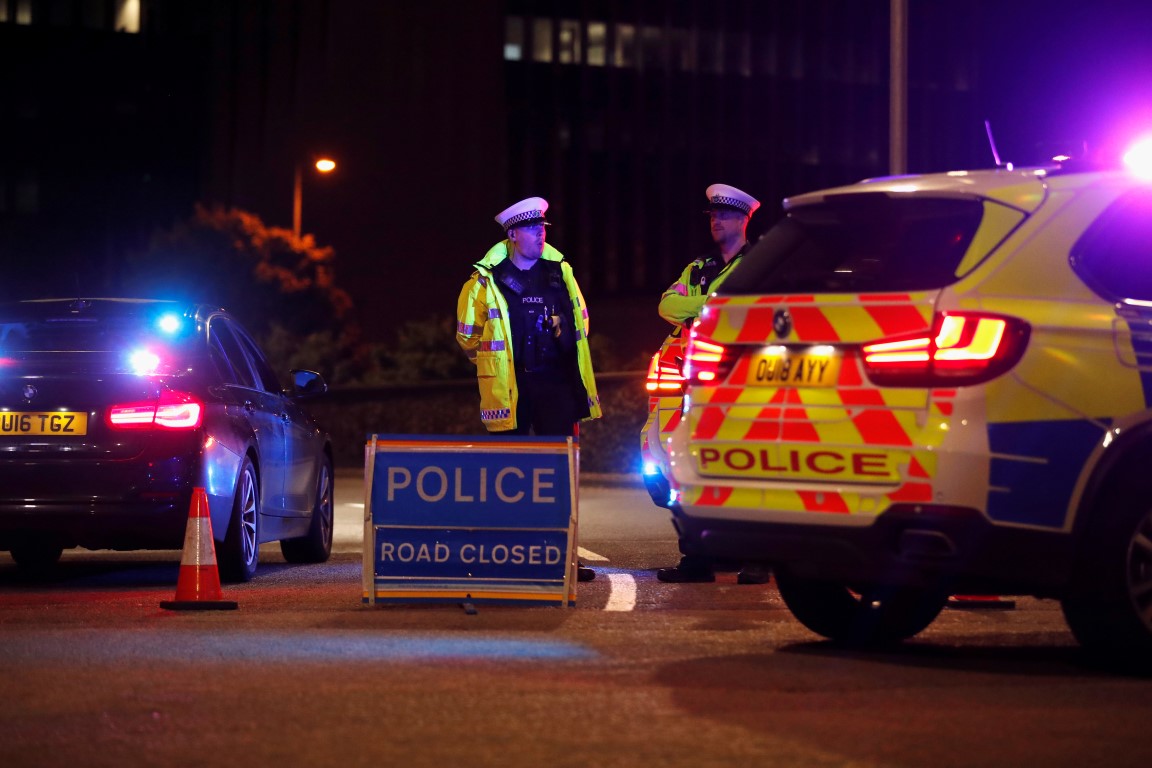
[378,539,564,566]
[696,444,896,481]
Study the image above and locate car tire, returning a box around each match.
[1062,474,1152,671]
[280,458,334,564]
[219,456,260,583]
[776,570,947,647]
[10,541,64,573]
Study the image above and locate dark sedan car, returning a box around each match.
[0,298,334,581]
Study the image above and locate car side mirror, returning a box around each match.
[290,369,328,398]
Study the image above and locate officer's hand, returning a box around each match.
[549,315,562,338]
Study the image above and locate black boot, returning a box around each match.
[656,555,715,583]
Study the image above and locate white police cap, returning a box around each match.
[705,183,760,216]
[495,196,550,231]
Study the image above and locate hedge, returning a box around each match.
[305,373,650,475]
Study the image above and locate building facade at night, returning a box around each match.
[500,1,983,299]
[4,1,1148,353]
[0,0,202,297]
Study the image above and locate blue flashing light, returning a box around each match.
[129,349,161,375]
[157,313,182,335]
[642,460,660,476]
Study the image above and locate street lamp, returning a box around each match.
[293,157,337,240]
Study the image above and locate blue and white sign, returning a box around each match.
[363,434,579,606]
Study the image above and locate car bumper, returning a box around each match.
[641,466,673,508]
[671,502,1076,597]
[0,499,191,550]
[0,444,241,551]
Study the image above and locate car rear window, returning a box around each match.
[0,307,199,374]
[719,193,986,295]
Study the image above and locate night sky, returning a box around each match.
[974,0,1152,166]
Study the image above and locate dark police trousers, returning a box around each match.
[503,368,579,437]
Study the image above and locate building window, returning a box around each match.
[115,0,139,33]
[504,15,760,77]
[504,16,524,60]
[613,23,636,68]
[532,18,552,62]
[587,22,606,66]
[1,0,136,31]
[557,19,581,64]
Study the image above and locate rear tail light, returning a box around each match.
[684,334,739,386]
[862,311,1030,387]
[644,350,686,395]
[107,390,204,430]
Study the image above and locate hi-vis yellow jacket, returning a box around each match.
[657,244,749,328]
[456,240,602,432]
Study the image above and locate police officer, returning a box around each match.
[656,183,770,585]
[658,183,759,327]
[456,196,602,581]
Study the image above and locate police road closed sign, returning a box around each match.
[364,435,579,606]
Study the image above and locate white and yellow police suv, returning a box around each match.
[665,141,1152,663]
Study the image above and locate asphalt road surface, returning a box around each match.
[2,470,1151,768]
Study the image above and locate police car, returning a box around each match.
[665,140,1152,664]
[640,331,685,508]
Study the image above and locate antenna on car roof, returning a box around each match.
[67,273,90,313]
[984,120,1003,167]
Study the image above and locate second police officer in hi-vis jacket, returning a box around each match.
[655,183,770,585]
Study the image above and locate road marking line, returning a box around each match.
[605,574,637,612]
[578,547,608,562]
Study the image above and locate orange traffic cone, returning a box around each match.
[160,487,238,611]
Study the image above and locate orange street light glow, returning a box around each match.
[315,158,336,173]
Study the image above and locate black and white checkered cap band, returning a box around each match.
[709,195,751,214]
[504,210,546,229]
